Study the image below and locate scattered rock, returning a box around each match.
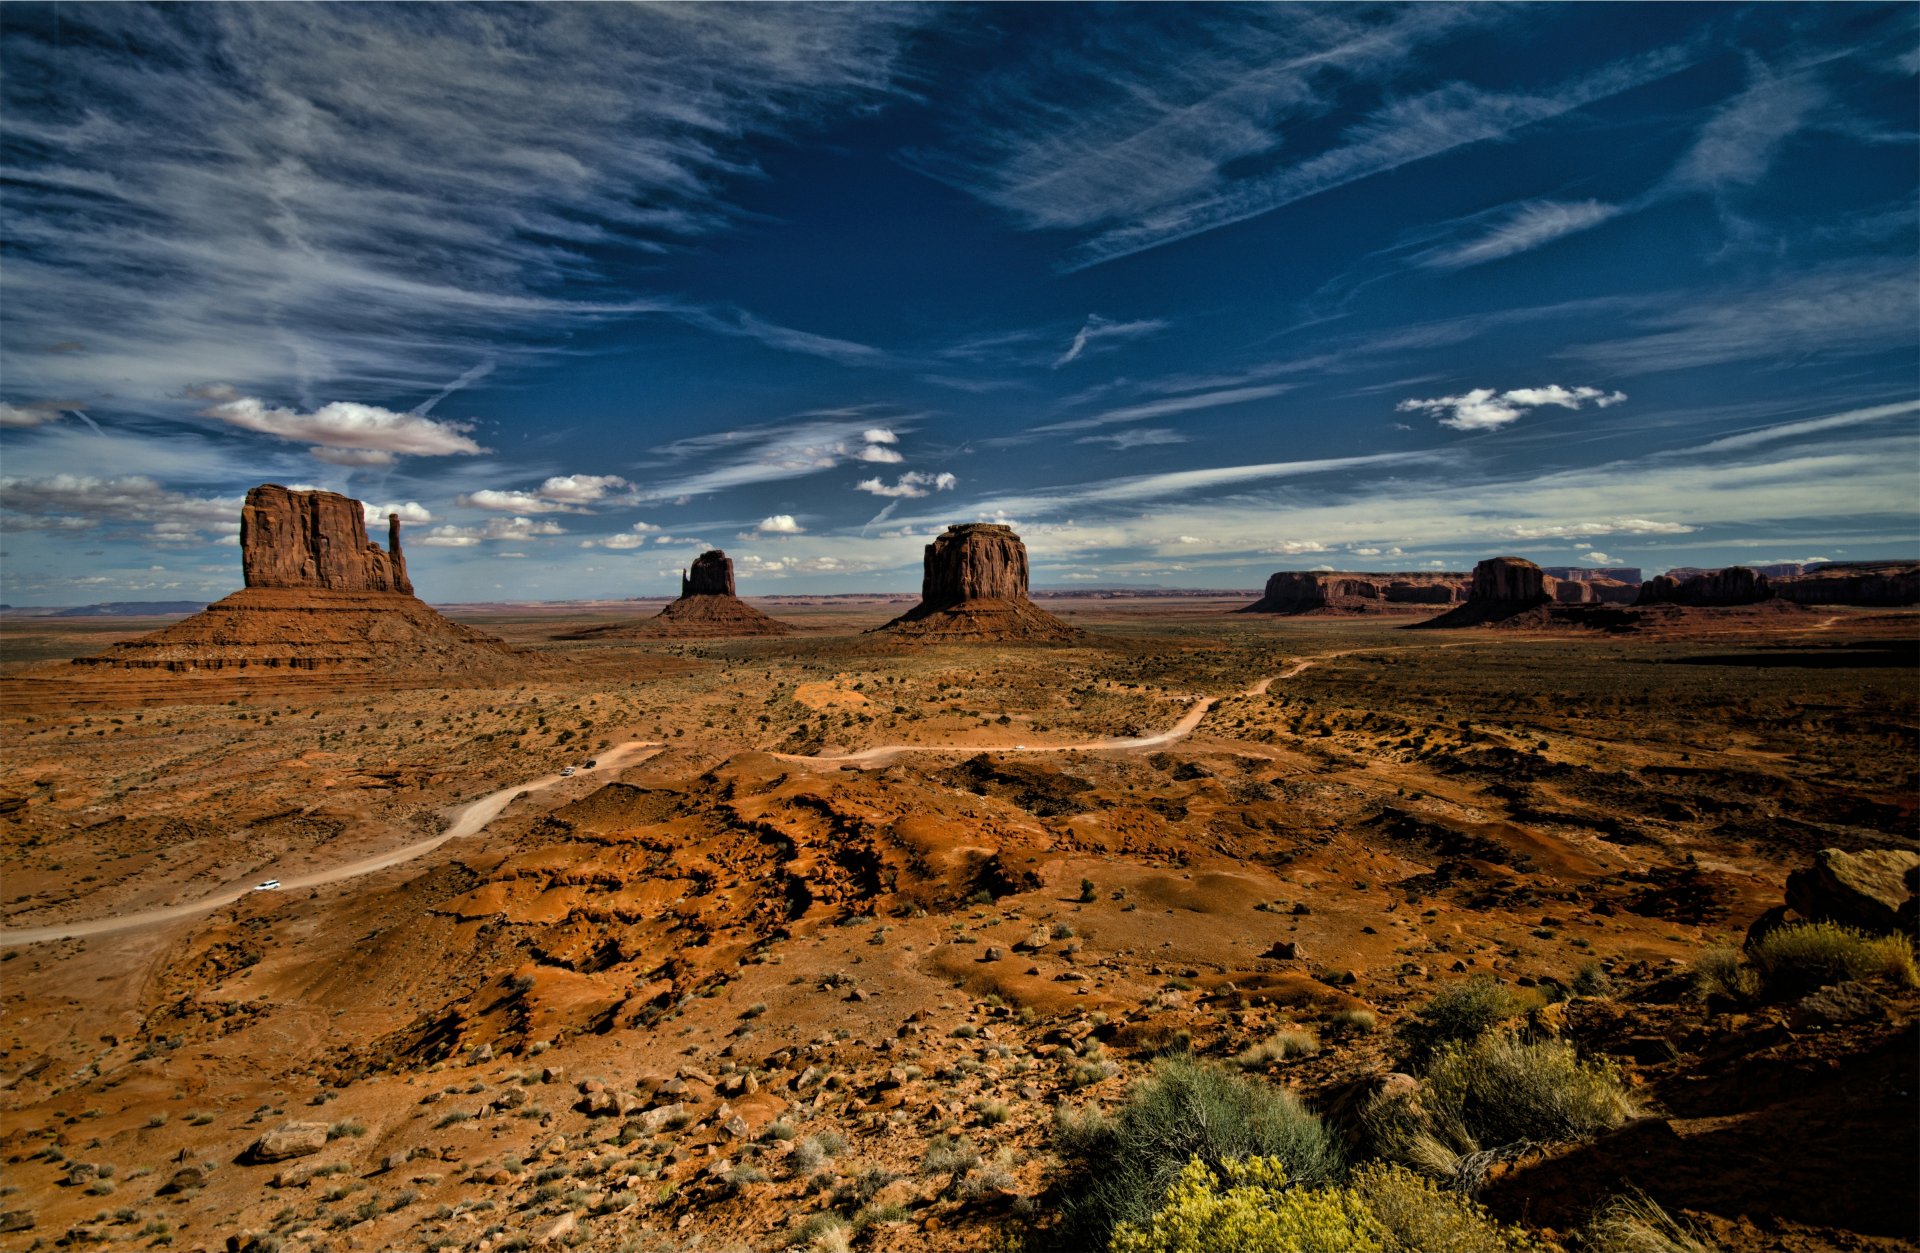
[1793,981,1890,1028]
[248,1121,329,1164]
[1785,848,1920,935]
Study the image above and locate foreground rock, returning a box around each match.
[1785,848,1920,935]
[75,485,517,673]
[248,1122,329,1164]
[873,524,1079,641]
[1238,570,1467,615]
[553,550,794,639]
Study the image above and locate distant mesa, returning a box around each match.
[1636,566,1772,608]
[75,484,515,673]
[1238,570,1467,615]
[1552,578,1638,606]
[1541,565,1643,585]
[553,550,794,639]
[872,523,1080,641]
[1769,561,1919,608]
[1414,556,1564,629]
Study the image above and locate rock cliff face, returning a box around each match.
[1238,570,1468,614]
[240,484,411,594]
[1774,561,1920,607]
[76,484,515,673]
[1542,566,1643,585]
[875,524,1078,641]
[1415,557,1559,629]
[1636,567,1771,607]
[557,550,793,639]
[680,550,736,598]
[1553,578,1638,606]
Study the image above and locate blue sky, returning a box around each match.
[2,2,1915,604]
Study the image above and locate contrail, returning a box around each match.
[64,409,107,437]
[413,359,496,415]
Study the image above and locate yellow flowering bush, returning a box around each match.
[1109,1157,1385,1253]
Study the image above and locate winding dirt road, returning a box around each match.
[771,655,1327,768]
[0,739,664,947]
[0,652,1347,946]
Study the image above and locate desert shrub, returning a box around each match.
[1577,1192,1714,1253]
[920,1134,979,1177]
[1690,946,1758,1002]
[1330,1010,1378,1034]
[1569,962,1612,998]
[1053,1054,1341,1247]
[1348,1162,1545,1252]
[325,1120,366,1140]
[1233,1029,1319,1068]
[1396,978,1520,1065]
[1369,1034,1632,1175]
[1747,922,1917,998]
[1108,1155,1382,1253]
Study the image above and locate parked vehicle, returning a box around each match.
[254,879,282,891]
[561,766,576,777]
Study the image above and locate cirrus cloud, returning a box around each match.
[192,385,485,461]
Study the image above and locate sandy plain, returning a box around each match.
[0,596,1914,1253]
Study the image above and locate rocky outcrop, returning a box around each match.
[554,550,794,639]
[1238,570,1468,615]
[241,484,411,594]
[874,524,1078,641]
[248,1122,329,1164]
[1637,567,1771,607]
[680,550,736,598]
[1414,557,1560,629]
[76,485,516,674]
[1774,561,1920,607]
[1785,848,1920,936]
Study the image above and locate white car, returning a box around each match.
[254,879,281,891]
[561,766,576,777]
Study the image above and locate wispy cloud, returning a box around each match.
[1398,385,1626,432]
[855,471,957,498]
[190,385,485,464]
[1076,428,1190,450]
[0,474,241,544]
[1683,399,1920,454]
[1418,199,1625,270]
[1665,63,1825,193]
[420,516,567,547]
[0,5,923,405]
[458,474,632,513]
[1037,382,1294,434]
[1053,315,1168,368]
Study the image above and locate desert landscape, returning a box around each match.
[0,492,1914,1253]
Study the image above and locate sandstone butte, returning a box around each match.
[74,484,515,673]
[1237,569,1468,615]
[552,550,794,639]
[873,523,1080,642]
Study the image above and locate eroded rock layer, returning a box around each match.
[875,524,1079,641]
[1637,567,1772,607]
[555,551,794,639]
[241,484,412,594]
[75,485,516,673]
[1773,562,1920,607]
[1238,570,1468,615]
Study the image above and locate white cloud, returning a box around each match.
[857,444,906,464]
[364,501,434,525]
[460,473,633,513]
[861,428,898,445]
[419,516,566,546]
[1420,199,1623,269]
[757,514,804,534]
[1263,540,1329,555]
[459,489,568,514]
[1053,315,1168,368]
[1583,551,1613,564]
[1397,385,1626,431]
[1492,518,1692,540]
[579,520,662,550]
[194,387,484,458]
[0,473,241,545]
[0,400,71,428]
[1076,428,1190,450]
[854,471,959,499]
[536,474,629,504]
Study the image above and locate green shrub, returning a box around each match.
[1747,922,1917,998]
[1690,946,1757,1003]
[1349,1162,1545,1252]
[1053,1054,1341,1247]
[1577,1192,1714,1253]
[1370,1034,1633,1174]
[1396,978,1521,1065]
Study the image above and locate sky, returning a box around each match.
[2,2,1916,605]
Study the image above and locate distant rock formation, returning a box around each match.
[1552,578,1638,606]
[555,550,793,639]
[1542,566,1643,585]
[1774,561,1920,607]
[1238,570,1468,615]
[1636,567,1771,607]
[873,524,1079,641]
[241,483,412,594]
[75,485,515,673]
[1413,557,1557,628]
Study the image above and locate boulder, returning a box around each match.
[1785,848,1920,935]
[874,524,1079,641]
[240,484,411,593]
[248,1121,329,1164]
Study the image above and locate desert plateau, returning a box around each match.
[4,4,1917,1252]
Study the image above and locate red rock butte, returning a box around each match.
[74,484,515,673]
[873,523,1079,641]
[553,550,794,639]
[1238,570,1468,615]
